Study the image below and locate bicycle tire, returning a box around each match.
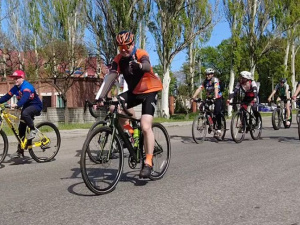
[250,113,262,140]
[215,115,226,141]
[149,123,171,180]
[81,126,124,195]
[230,112,246,143]
[29,122,61,163]
[297,110,300,125]
[0,130,8,164]
[192,114,207,144]
[88,120,108,135]
[272,108,281,130]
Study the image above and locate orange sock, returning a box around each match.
[145,154,153,167]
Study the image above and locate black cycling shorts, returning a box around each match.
[118,91,158,116]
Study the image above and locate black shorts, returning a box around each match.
[118,91,158,116]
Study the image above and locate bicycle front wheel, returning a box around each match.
[29,122,61,163]
[81,126,124,195]
[0,130,8,164]
[231,112,246,143]
[272,109,281,130]
[192,114,207,144]
[149,123,171,180]
[250,113,262,140]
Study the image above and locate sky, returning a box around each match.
[147,20,231,72]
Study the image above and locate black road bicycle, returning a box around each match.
[271,100,292,130]
[80,97,171,195]
[230,102,262,143]
[192,98,226,143]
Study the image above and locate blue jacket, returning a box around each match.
[0,80,43,111]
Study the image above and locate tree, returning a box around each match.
[223,0,244,116]
[148,0,212,118]
[183,0,212,96]
[38,0,87,123]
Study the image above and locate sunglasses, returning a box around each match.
[118,43,132,52]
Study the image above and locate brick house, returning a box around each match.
[0,54,107,110]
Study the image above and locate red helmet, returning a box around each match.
[9,70,25,79]
[116,31,134,45]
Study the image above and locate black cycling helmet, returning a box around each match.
[280,78,286,83]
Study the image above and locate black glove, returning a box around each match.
[129,60,142,70]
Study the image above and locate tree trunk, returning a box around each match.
[291,40,296,108]
[284,38,290,72]
[161,67,171,118]
[227,68,235,116]
[189,42,195,94]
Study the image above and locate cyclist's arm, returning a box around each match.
[251,81,258,99]
[268,90,276,101]
[138,54,151,72]
[214,78,219,99]
[0,86,18,104]
[95,70,118,101]
[192,85,203,99]
[292,84,300,98]
[16,89,31,108]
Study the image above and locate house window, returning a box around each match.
[56,95,65,108]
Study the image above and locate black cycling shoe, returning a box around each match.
[139,164,152,178]
[10,149,24,158]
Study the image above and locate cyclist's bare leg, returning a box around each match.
[286,101,291,119]
[140,114,154,166]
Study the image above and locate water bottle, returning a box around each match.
[133,128,139,148]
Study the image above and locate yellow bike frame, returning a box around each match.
[0,105,50,150]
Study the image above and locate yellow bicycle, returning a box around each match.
[0,104,61,163]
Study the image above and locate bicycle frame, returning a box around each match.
[106,104,143,163]
[0,107,50,150]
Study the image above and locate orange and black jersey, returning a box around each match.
[112,49,162,94]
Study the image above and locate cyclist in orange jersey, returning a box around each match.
[95,31,163,178]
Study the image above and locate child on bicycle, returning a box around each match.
[192,68,224,136]
[227,71,260,123]
[0,70,43,158]
[267,78,291,126]
[95,31,163,178]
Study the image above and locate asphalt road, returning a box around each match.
[1,115,300,225]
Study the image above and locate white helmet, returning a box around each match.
[240,71,252,80]
[205,68,215,74]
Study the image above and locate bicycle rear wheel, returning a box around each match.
[81,126,124,195]
[29,122,61,162]
[192,114,207,144]
[272,108,281,130]
[250,113,262,140]
[0,130,8,164]
[149,123,171,180]
[230,112,246,143]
